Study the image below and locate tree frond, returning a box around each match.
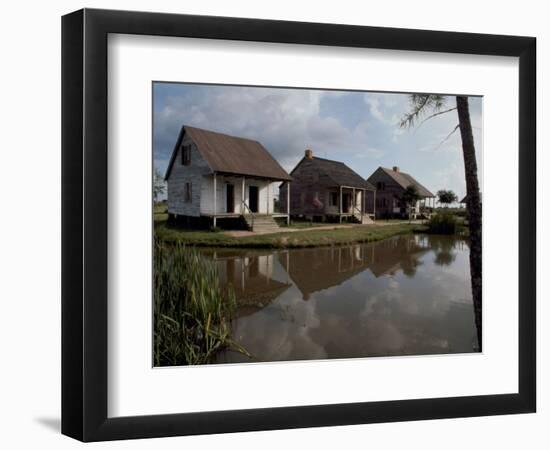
[400,94,448,129]
[416,107,457,130]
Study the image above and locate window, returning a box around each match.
[185,182,192,203]
[377,181,385,190]
[329,192,338,206]
[181,144,191,165]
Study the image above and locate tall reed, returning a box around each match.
[154,240,247,366]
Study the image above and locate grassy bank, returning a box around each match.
[154,240,248,366]
[155,221,427,249]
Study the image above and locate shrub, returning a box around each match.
[428,212,458,235]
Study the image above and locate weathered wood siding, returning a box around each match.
[167,135,211,217]
[168,134,277,217]
[279,159,336,216]
[366,167,406,218]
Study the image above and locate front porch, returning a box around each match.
[202,173,290,230]
[335,185,376,223]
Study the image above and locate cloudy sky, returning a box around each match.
[153,83,482,201]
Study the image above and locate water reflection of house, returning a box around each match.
[366,235,431,278]
[278,246,372,300]
[279,236,433,299]
[206,250,292,312]
[206,235,461,312]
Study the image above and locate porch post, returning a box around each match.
[339,186,343,223]
[373,190,376,219]
[287,182,290,225]
[213,173,217,227]
[266,181,270,214]
[361,189,364,223]
[242,177,245,213]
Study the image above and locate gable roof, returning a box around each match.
[165,125,292,181]
[289,156,375,190]
[373,167,434,197]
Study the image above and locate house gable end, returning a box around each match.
[368,167,404,192]
[164,126,213,181]
[165,129,212,217]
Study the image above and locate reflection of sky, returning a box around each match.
[212,235,478,364]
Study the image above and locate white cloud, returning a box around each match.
[154,85,483,197]
[365,96,385,122]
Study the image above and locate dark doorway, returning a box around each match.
[226,183,235,213]
[249,185,259,213]
[343,193,352,213]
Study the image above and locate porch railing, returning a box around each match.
[241,201,254,230]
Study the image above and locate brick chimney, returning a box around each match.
[305,148,313,160]
[392,166,400,172]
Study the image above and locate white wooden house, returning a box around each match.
[164,125,292,231]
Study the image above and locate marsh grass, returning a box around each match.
[154,240,249,366]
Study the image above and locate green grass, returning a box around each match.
[154,240,249,366]
[155,221,427,249]
[154,202,168,223]
[281,220,336,229]
[434,207,467,217]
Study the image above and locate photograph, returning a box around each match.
[152,82,483,366]
[0,0,541,446]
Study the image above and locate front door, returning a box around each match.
[249,186,259,213]
[226,184,235,213]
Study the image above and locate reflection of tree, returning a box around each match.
[428,235,458,267]
[401,257,422,277]
[434,251,456,266]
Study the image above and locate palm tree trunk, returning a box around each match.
[456,96,482,351]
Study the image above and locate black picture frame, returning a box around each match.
[62,8,536,442]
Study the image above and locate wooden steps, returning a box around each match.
[243,214,281,233]
[354,214,374,224]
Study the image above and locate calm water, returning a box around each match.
[201,234,479,364]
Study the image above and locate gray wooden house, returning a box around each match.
[279,149,376,223]
[164,125,292,231]
[366,166,435,219]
